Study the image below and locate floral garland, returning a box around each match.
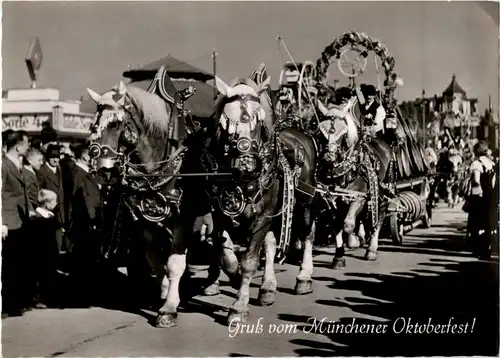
[315,30,403,122]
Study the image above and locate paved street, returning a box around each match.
[3,204,498,357]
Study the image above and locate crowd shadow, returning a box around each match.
[274,212,499,356]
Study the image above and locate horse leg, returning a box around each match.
[258,231,277,306]
[332,198,365,269]
[227,224,269,325]
[220,230,241,289]
[295,219,315,295]
[344,198,366,249]
[145,247,168,301]
[156,222,189,328]
[365,201,388,261]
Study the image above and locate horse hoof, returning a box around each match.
[295,279,313,295]
[203,282,220,296]
[332,257,346,270]
[156,312,178,328]
[364,251,377,261]
[258,289,276,306]
[346,236,361,249]
[227,310,249,325]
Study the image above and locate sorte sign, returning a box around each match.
[2,114,51,131]
[59,114,94,134]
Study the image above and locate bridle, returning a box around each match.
[218,93,271,176]
[89,94,184,225]
[89,96,144,172]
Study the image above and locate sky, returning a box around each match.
[2,1,499,112]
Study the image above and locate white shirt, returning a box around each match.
[35,207,54,219]
[24,165,36,176]
[45,162,57,174]
[365,100,386,133]
[5,152,22,171]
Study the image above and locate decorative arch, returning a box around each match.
[314,30,402,117]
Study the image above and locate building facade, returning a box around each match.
[2,87,94,147]
[399,74,483,146]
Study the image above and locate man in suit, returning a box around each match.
[59,145,76,230]
[23,146,48,308]
[24,147,44,212]
[68,143,102,294]
[37,144,66,253]
[2,130,30,316]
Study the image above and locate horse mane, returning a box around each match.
[125,85,172,140]
[228,77,258,90]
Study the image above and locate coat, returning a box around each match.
[23,166,40,211]
[36,163,66,226]
[68,164,102,230]
[2,155,29,230]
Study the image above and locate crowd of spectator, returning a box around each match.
[2,129,103,318]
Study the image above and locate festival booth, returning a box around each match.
[2,87,94,149]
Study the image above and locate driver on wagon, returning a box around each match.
[360,84,386,137]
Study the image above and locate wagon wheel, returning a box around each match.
[297,61,317,115]
[389,213,404,245]
[337,47,368,78]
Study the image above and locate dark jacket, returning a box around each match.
[36,163,66,226]
[69,164,102,230]
[59,156,75,224]
[2,155,29,230]
[23,166,40,212]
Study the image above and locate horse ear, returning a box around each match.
[256,76,271,96]
[117,81,127,97]
[87,88,102,103]
[215,76,232,97]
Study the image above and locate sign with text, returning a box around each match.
[59,114,94,134]
[2,113,51,131]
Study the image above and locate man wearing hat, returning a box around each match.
[37,144,67,253]
[360,84,385,135]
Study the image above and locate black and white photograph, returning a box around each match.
[1,1,499,356]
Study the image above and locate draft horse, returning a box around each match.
[87,80,216,327]
[315,93,392,268]
[190,76,318,324]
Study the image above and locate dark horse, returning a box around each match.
[183,75,318,324]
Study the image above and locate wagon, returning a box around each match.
[276,30,433,246]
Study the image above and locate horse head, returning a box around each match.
[214,76,274,178]
[448,150,463,175]
[87,81,172,182]
[318,95,360,160]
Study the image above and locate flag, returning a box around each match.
[249,63,268,86]
[25,38,43,81]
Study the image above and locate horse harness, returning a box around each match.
[203,93,298,259]
[90,93,187,231]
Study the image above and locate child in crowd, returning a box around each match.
[29,189,60,308]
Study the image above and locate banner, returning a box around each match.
[2,113,50,132]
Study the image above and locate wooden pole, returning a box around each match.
[422,89,426,145]
[212,50,217,104]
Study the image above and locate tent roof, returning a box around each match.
[79,79,217,118]
[123,55,214,82]
[443,74,467,97]
[129,79,217,118]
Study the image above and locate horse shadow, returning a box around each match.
[278,258,499,356]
